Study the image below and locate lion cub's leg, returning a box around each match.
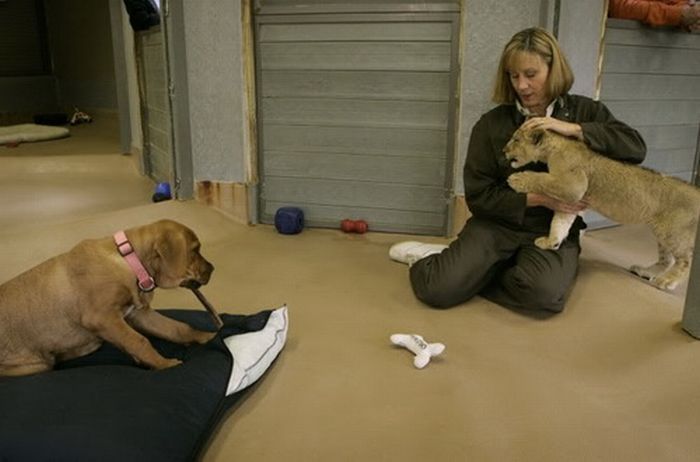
[630,241,674,281]
[649,228,694,291]
[634,219,694,291]
[508,170,587,204]
[536,212,578,250]
[653,254,691,291]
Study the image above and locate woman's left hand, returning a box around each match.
[521,117,583,141]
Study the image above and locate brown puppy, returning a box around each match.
[0,219,217,377]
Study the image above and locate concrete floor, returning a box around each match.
[1,116,699,461]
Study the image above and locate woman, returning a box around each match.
[390,27,646,313]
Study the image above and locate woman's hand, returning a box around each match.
[521,117,584,141]
[527,193,588,214]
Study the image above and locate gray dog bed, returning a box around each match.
[0,124,70,145]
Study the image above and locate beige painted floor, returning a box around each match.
[1,116,699,462]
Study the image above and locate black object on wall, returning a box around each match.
[122,0,160,31]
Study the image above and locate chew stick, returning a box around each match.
[191,287,224,329]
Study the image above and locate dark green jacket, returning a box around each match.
[463,94,647,234]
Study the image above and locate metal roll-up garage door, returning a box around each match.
[590,18,700,228]
[254,1,460,235]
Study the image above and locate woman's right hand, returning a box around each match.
[527,193,588,214]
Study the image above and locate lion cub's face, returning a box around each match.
[503,128,548,168]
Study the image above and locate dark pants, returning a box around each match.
[409,217,581,313]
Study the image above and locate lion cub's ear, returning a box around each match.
[529,128,545,145]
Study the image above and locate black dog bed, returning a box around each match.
[0,306,288,461]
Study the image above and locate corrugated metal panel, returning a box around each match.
[138,26,173,184]
[255,12,458,234]
[590,18,700,228]
[256,0,460,14]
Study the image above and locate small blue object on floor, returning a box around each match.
[152,182,172,202]
[275,206,304,234]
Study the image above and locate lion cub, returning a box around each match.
[503,127,700,291]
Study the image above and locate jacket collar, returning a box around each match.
[512,95,567,125]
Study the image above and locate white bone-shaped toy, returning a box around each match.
[390,333,445,369]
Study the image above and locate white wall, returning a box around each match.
[454,0,547,195]
[182,1,248,183]
[557,0,607,98]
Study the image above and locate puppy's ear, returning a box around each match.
[530,128,545,145]
[154,230,188,273]
[155,233,174,264]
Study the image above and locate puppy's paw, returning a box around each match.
[156,358,183,370]
[535,236,561,250]
[191,330,217,344]
[507,172,534,193]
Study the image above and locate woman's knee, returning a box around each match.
[501,266,569,312]
[412,284,464,309]
[409,262,477,309]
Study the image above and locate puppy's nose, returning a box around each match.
[198,260,214,284]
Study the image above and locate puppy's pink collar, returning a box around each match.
[114,231,156,292]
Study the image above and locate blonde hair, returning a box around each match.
[492,27,574,104]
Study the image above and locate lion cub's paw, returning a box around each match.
[629,264,654,280]
[535,236,561,250]
[507,172,533,193]
[650,275,680,292]
[629,266,680,291]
